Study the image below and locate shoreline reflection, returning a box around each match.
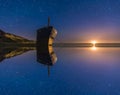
[0,47,35,62]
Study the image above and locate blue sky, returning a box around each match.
[0,0,120,42]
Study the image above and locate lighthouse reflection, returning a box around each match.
[37,45,57,76]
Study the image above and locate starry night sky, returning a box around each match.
[0,0,120,42]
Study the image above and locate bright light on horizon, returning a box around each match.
[91,40,97,51]
[91,40,97,45]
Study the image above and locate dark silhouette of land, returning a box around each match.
[0,29,35,47]
[53,43,120,47]
[95,43,120,47]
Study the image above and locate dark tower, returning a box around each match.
[36,18,57,76]
[48,17,50,27]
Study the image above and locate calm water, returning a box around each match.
[0,47,120,95]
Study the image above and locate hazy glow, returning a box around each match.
[91,46,97,51]
[91,40,97,45]
[91,40,97,51]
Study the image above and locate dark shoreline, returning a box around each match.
[53,43,120,47]
[1,43,120,48]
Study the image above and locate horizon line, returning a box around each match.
[53,43,120,47]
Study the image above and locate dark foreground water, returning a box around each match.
[0,48,120,95]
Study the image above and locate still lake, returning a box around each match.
[0,48,120,95]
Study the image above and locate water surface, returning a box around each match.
[0,47,120,95]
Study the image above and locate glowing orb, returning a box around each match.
[91,40,97,45]
[91,40,97,51]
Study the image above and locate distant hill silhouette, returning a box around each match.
[0,29,34,43]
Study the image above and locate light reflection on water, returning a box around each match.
[0,48,120,95]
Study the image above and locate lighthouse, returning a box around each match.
[36,18,57,76]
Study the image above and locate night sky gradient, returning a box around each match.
[0,0,120,42]
[0,1,120,95]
